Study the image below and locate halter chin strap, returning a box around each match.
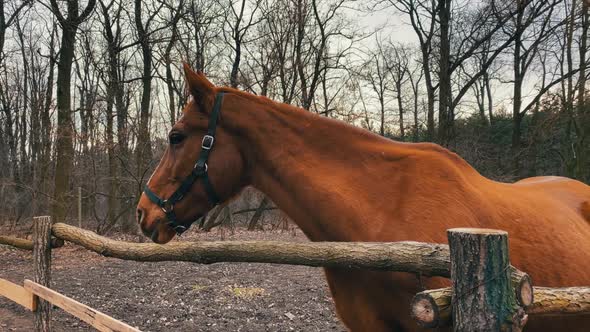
[143,92,225,235]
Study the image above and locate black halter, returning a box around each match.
[143,92,225,235]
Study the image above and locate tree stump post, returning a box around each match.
[448,228,527,332]
[33,216,52,332]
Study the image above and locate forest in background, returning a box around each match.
[0,0,588,232]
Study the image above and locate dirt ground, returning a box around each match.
[0,227,346,332]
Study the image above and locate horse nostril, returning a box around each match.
[136,209,143,224]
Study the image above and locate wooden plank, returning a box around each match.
[0,278,37,311]
[24,280,141,332]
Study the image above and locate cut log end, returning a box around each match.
[0,236,64,251]
[510,267,534,307]
[410,288,452,328]
[517,274,534,307]
[447,227,508,235]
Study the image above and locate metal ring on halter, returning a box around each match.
[161,200,174,213]
[171,224,187,233]
[195,162,208,172]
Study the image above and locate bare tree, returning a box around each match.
[161,0,184,125]
[48,0,96,223]
[221,0,261,88]
[0,0,31,62]
[359,36,393,136]
[133,0,158,181]
[506,0,567,174]
[380,0,438,140]
[389,44,411,139]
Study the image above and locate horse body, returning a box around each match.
[238,97,590,330]
[137,67,590,331]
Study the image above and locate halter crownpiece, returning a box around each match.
[143,92,225,235]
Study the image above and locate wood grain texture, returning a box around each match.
[33,216,52,332]
[410,286,590,328]
[0,235,65,251]
[0,278,37,311]
[24,280,140,332]
[527,287,590,315]
[51,222,452,276]
[511,267,534,307]
[411,287,452,328]
[0,236,35,250]
[448,228,527,332]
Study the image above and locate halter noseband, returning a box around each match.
[143,92,225,235]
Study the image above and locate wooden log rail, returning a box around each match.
[0,235,63,250]
[51,223,452,276]
[411,285,590,327]
[3,223,532,280]
[3,221,590,330]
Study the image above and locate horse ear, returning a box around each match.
[183,63,215,113]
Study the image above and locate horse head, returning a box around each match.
[136,64,248,243]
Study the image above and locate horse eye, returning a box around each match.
[169,133,185,145]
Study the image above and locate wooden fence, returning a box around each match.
[0,216,589,331]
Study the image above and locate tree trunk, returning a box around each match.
[396,81,405,139]
[40,25,56,213]
[230,32,241,88]
[134,0,153,194]
[105,71,117,232]
[512,4,524,176]
[485,71,493,125]
[294,0,307,108]
[379,96,385,136]
[576,0,589,182]
[53,25,77,223]
[437,0,452,144]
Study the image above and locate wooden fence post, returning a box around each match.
[448,228,527,331]
[33,216,52,332]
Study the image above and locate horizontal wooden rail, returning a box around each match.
[0,278,37,311]
[527,287,590,315]
[411,285,590,327]
[0,235,64,250]
[24,280,140,332]
[51,223,452,276]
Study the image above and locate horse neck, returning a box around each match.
[223,93,476,241]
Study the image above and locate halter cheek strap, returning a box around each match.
[143,92,225,235]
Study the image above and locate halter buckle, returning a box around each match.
[202,135,214,150]
[161,200,174,213]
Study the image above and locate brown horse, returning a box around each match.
[136,64,590,331]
